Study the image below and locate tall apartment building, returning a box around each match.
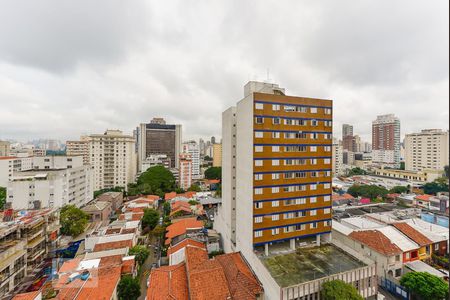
[404,129,449,171]
[0,156,33,187]
[0,141,10,156]
[212,143,222,167]
[342,124,353,139]
[66,136,90,165]
[182,141,200,178]
[372,114,401,168]
[88,130,136,191]
[179,153,193,190]
[6,156,93,209]
[136,118,182,171]
[218,81,333,255]
[332,138,343,176]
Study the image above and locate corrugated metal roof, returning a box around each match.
[377,226,419,251]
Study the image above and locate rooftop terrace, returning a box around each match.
[260,244,366,287]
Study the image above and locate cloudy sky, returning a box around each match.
[0,0,448,143]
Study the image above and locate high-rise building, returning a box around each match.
[404,129,449,171]
[182,141,200,178]
[88,130,136,191]
[218,81,333,254]
[0,141,10,156]
[136,118,182,171]
[372,114,401,168]
[211,136,216,144]
[179,152,193,190]
[66,136,90,165]
[212,143,222,167]
[332,138,343,176]
[342,124,353,139]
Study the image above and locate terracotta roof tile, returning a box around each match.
[12,291,41,300]
[165,218,203,245]
[392,222,433,246]
[189,260,231,300]
[147,263,189,300]
[415,194,432,201]
[165,192,177,200]
[93,239,133,252]
[349,230,402,256]
[167,238,206,256]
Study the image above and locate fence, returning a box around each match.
[380,277,408,300]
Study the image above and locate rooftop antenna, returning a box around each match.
[266,68,272,83]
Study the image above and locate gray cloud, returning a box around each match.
[0,0,448,144]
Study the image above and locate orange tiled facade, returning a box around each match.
[251,92,333,246]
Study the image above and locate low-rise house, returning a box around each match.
[414,194,433,209]
[392,222,433,260]
[97,191,124,211]
[404,218,448,255]
[148,242,263,300]
[165,217,204,246]
[332,193,356,206]
[82,201,112,222]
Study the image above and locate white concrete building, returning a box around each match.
[182,141,201,179]
[66,136,90,165]
[0,156,33,187]
[6,157,93,209]
[88,130,136,191]
[332,138,343,176]
[404,129,449,172]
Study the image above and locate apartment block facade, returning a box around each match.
[332,138,343,176]
[404,129,449,172]
[65,137,90,165]
[89,130,136,191]
[179,152,193,190]
[219,82,333,255]
[182,141,200,178]
[212,143,222,167]
[372,114,401,168]
[0,141,10,157]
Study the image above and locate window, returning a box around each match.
[255,160,263,167]
[310,222,318,229]
[311,133,318,140]
[395,269,402,277]
[311,171,318,178]
[395,255,400,262]
[325,171,331,177]
[255,103,264,110]
[324,158,331,164]
[324,120,332,127]
[311,119,318,126]
[272,146,280,152]
[272,201,279,207]
[272,132,280,138]
[284,226,294,233]
[255,146,263,152]
[310,107,318,113]
[255,131,264,138]
[271,228,279,235]
[254,188,263,195]
[324,195,331,202]
[296,224,306,231]
[434,243,439,251]
[310,146,317,152]
[272,104,280,111]
[310,197,317,203]
[324,108,332,114]
[272,173,280,180]
[284,105,296,112]
[254,174,263,181]
[324,146,331,152]
[254,231,263,238]
[255,202,263,209]
[255,117,263,124]
[272,187,279,193]
[310,184,317,190]
[254,216,263,223]
[272,214,279,221]
[273,117,281,125]
[272,160,279,166]
[405,252,410,259]
[324,220,331,226]
[324,183,331,189]
[310,210,317,216]
[285,146,307,152]
[324,208,331,214]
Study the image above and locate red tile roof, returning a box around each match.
[121,257,135,274]
[171,201,191,210]
[392,222,433,246]
[415,194,432,201]
[165,218,203,245]
[146,195,160,200]
[147,263,189,300]
[165,192,177,200]
[93,239,133,252]
[170,207,193,217]
[332,193,355,202]
[349,230,402,256]
[167,239,206,256]
[189,260,231,299]
[12,291,41,300]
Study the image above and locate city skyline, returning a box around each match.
[0,1,448,142]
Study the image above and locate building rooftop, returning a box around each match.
[82,201,111,212]
[392,222,432,246]
[260,244,366,287]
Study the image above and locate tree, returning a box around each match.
[60,205,89,237]
[188,184,202,192]
[188,200,200,205]
[128,245,150,266]
[204,155,213,161]
[400,162,406,170]
[117,275,141,300]
[163,201,171,216]
[346,167,367,176]
[423,179,449,195]
[389,186,409,194]
[141,208,159,231]
[137,166,176,196]
[152,224,166,237]
[347,184,388,200]
[400,272,448,300]
[321,280,363,300]
[204,167,221,180]
[0,187,6,210]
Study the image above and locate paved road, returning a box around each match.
[138,236,159,300]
